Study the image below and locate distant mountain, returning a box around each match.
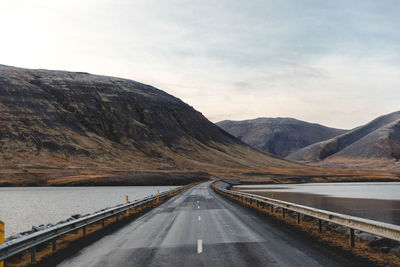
[217,118,346,158]
[0,64,298,172]
[287,111,400,168]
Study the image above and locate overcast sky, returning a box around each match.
[1,0,399,129]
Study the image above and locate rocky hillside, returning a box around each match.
[217,118,346,157]
[287,111,400,168]
[0,64,298,171]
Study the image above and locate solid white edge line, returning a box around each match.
[198,216,201,221]
[197,239,203,253]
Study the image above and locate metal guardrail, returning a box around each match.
[0,185,189,264]
[212,183,400,247]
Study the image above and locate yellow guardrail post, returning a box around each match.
[156,190,159,204]
[126,195,129,216]
[0,220,4,267]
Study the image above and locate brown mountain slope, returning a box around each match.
[287,111,400,169]
[217,118,346,157]
[0,64,299,174]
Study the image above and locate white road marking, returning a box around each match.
[197,239,203,254]
[198,216,201,221]
[197,201,199,203]
[198,206,200,209]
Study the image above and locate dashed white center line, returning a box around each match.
[198,216,201,221]
[197,201,199,203]
[197,206,200,209]
[197,239,203,254]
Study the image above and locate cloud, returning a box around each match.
[0,0,399,129]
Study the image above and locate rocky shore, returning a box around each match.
[4,201,130,242]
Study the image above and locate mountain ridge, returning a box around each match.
[217,117,347,158]
[287,110,400,168]
[0,64,298,172]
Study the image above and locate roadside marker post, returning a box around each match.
[0,220,4,267]
[126,196,129,216]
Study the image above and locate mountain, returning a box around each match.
[287,111,400,168]
[216,118,346,158]
[0,64,298,174]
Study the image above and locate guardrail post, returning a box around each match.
[282,208,286,219]
[0,220,4,267]
[156,190,160,204]
[83,226,87,237]
[52,238,57,251]
[102,219,105,227]
[318,219,322,233]
[297,213,301,224]
[349,228,355,248]
[31,247,36,263]
[270,205,273,213]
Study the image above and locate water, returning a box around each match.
[0,186,176,238]
[234,182,400,225]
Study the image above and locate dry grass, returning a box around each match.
[1,164,400,187]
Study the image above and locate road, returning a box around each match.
[58,182,372,267]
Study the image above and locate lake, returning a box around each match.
[234,182,400,226]
[0,186,176,238]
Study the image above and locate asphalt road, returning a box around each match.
[58,182,372,267]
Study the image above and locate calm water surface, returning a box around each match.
[235,182,400,226]
[0,186,175,238]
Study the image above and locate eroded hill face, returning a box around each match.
[0,65,298,171]
[287,111,400,169]
[217,118,346,158]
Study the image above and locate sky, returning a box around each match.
[0,0,399,129]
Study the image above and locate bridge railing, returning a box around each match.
[212,182,400,247]
[0,185,189,265]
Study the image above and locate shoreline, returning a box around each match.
[0,170,210,187]
[1,166,400,187]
